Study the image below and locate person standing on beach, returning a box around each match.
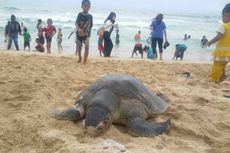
[37,19,45,45]
[75,0,93,64]
[150,13,168,60]
[4,14,22,50]
[42,19,56,54]
[22,27,31,51]
[206,3,230,83]
[57,28,63,53]
[97,33,104,56]
[103,12,116,57]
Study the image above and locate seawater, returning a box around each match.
[0,6,221,61]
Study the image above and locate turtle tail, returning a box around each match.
[49,106,85,122]
[127,117,171,137]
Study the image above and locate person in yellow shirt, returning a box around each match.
[207,3,230,83]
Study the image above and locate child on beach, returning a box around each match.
[22,27,31,51]
[35,38,44,52]
[75,0,93,64]
[97,34,104,56]
[115,29,120,46]
[57,28,63,53]
[42,18,56,53]
[143,45,155,60]
[206,3,230,83]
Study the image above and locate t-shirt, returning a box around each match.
[35,43,44,52]
[23,32,31,42]
[176,44,187,51]
[43,25,56,38]
[213,23,230,58]
[104,20,114,33]
[150,20,166,39]
[76,12,93,37]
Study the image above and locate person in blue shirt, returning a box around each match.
[150,13,168,60]
[172,44,187,60]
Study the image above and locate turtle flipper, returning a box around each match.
[49,105,85,121]
[127,117,171,137]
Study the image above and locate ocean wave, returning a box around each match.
[1,7,21,11]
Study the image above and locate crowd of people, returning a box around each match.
[2,0,230,83]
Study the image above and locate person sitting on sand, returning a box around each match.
[35,38,44,52]
[132,43,144,59]
[206,3,230,83]
[172,44,187,60]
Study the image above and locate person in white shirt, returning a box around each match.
[103,12,116,57]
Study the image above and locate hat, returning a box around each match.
[163,41,170,49]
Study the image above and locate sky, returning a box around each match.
[0,0,229,15]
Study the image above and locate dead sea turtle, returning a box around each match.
[50,74,170,137]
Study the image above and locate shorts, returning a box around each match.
[77,35,87,44]
[38,35,45,45]
[45,36,52,43]
[24,41,30,48]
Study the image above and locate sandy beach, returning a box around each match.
[0,50,229,153]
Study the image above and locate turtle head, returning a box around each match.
[85,105,112,137]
